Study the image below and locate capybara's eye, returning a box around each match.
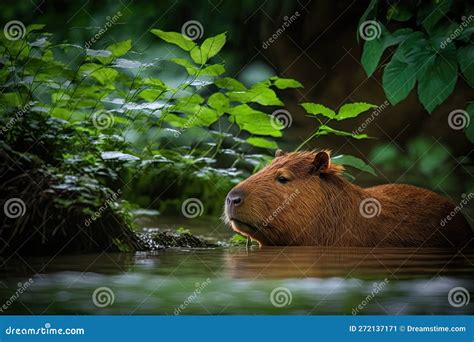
[277,175,289,184]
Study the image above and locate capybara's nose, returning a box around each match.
[226,189,244,207]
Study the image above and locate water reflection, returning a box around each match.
[0,246,473,315]
[223,247,474,279]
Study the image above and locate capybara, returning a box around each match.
[224,149,474,247]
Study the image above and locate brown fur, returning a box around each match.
[224,150,473,247]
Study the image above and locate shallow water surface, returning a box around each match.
[1,218,473,315]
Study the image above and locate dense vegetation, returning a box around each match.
[0,25,378,255]
[359,0,474,141]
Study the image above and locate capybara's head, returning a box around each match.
[224,149,345,246]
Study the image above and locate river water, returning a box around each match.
[0,216,473,315]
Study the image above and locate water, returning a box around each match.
[1,217,473,315]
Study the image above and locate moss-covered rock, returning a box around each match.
[0,141,144,256]
[141,230,218,249]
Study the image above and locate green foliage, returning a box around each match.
[150,29,196,51]
[332,155,376,177]
[176,227,191,234]
[190,33,227,64]
[369,137,474,194]
[301,102,376,121]
[228,234,248,246]
[298,101,376,175]
[0,25,381,230]
[359,0,474,129]
[0,27,300,192]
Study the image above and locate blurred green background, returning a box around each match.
[2,0,473,208]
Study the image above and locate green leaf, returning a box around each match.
[49,107,71,120]
[0,92,23,107]
[95,40,132,64]
[138,89,165,102]
[417,49,457,113]
[227,83,283,106]
[169,104,219,127]
[176,94,204,105]
[361,37,385,77]
[362,28,413,76]
[246,137,278,149]
[150,29,196,51]
[382,32,432,105]
[332,155,377,176]
[228,104,282,137]
[107,39,132,57]
[318,125,368,139]
[207,93,229,111]
[458,45,474,88]
[300,103,336,119]
[417,0,452,33]
[229,234,248,246]
[26,24,46,33]
[79,63,118,86]
[170,58,224,76]
[200,64,225,76]
[190,32,226,64]
[383,58,417,105]
[336,102,377,121]
[169,58,199,75]
[272,77,303,89]
[214,77,247,91]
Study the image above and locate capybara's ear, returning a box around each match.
[311,151,331,174]
[275,149,285,158]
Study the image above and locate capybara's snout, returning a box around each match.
[224,187,247,225]
[226,188,244,209]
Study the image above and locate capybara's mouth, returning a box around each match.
[230,219,275,246]
[230,219,258,234]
